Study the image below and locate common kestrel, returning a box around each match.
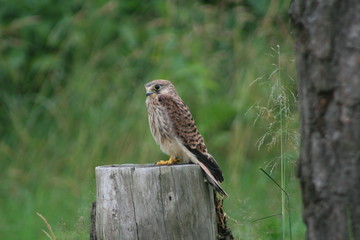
[145,79,227,197]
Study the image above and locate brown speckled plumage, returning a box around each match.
[145,79,227,196]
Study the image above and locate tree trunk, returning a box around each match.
[95,164,218,240]
[289,1,360,240]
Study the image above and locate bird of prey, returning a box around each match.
[144,79,227,197]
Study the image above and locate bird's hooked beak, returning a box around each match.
[145,84,154,97]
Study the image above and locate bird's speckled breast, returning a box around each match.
[146,96,187,158]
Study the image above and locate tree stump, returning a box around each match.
[95,164,218,240]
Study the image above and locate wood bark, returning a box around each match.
[95,164,217,240]
[289,0,360,239]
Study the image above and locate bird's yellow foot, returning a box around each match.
[156,156,180,165]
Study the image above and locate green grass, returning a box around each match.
[0,0,305,239]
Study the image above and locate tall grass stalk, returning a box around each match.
[260,168,292,240]
[250,45,297,239]
[277,44,286,240]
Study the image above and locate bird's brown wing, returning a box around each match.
[158,94,224,183]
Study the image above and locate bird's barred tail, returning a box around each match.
[186,147,228,197]
[197,161,228,197]
[186,147,224,182]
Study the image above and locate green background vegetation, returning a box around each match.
[0,0,304,239]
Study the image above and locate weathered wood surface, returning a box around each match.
[95,164,217,240]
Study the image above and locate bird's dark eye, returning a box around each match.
[154,84,161,90]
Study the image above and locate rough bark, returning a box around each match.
[94,164,218,240]
[289,0,360,239]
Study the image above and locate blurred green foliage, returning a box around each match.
[0,0,304,239]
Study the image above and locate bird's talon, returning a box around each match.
[156,160,170,165]
[156,156,180,165]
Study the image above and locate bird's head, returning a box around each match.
[144,80,177,97]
